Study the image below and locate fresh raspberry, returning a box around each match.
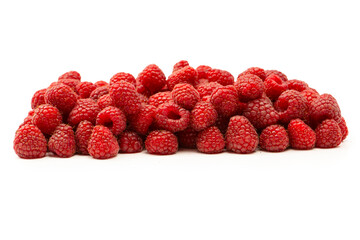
[173,60,189,72]
[135,82,151,97]
[20,110,35,128]
[110,72,136,86]
[88,125,120,159]
[94,80,109,88]
[171,83,200,110]
[301,88,320,105]
[58,71,81,81]
[109,80,142,115]
[45,83,78,116]
[127,104,156,135]
[97,94,115,110]
[201,95,211,102]
[145,130,178,155]
[287,119,316,150]
[177,127,197,149]
[259,125,289,152]
[194,78,209,87]
[118,131,143,153]
[264,74,288,101]
[32,104,62,135]
[190,101,218,131]
[48,124,76,158]
[235,74,264,102]
[243,96,279,130]
[309,94,341,127]
[215,115,230,134]
[206,69,234,86]
[287,79,309,92]
[167,66,198,90]
[96,106,126,136]
[238,67,266,81]
[225,115,258,153]
[90,86,109,101]
[338,117,348,141]
[274,90,308,124]
[264,70,288,82]
[76,81,96,98]
[210,85,239,117]
[154,102,190,132]
[136,64,166,94]
[196,82,222,98]
[13,124,47,159]
[75,120,94,155]
[196,65,212,79]
[68,98,100,126]
[31,89,46,109]
[138,93,148,105]
[196,126,225,154]
[148,91,173,108]
[58,78,80,91]
[315,119,342,148]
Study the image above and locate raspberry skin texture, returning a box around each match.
[20,110,35,128]
[177,127,197,149]
[32,104,62,135]
[31,89,46,109]
[118,131,143,153]
[206,69,234,86]
[171,83,200,110]
[210,85,240,118]
[309,94,341,127]
[196,81,222,98]
[225,116,259,154]
[315,119,342,148]
[96,106,126,136]
[48,124,76,158]
[190,101,218,131]
[173,60,189,72]
[109,80,142,116]
[259,125,289,152]
[58,71,81,81]
[338,117,348,141]
[235,74,265,102]
[265,70,288,82]
[97,94,115,110]
[196,65,212,79]
[127,104,156,135]
[58,78,80,91]
[264,74,288,101]
[90,86,109,101]
[287,79,309,92]
[136,64,166,94]
[76,81,96,99]
[88,125,120,159]
[75,120,94,155]
[45,83,78,116]
[196,126,225,154]
[238,67,266,81]
[110,72,136,86]
[287,119,316,150]
[95,80,109,88]
[13,124,47,159]
[145,130,178,155]
[154,102,190,133]
[301,88,320,105]
[68,98,100,126]
[167,66,198,90]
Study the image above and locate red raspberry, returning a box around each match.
[68,98,100,126]
[58,78,80,91]
[75,120,94,155]
[145,130,178,155]
[287,79,309,92]
[96,106,126,136]
[196,65,212,79]
[128,104,156,135]
[13,124,47,159]
[309,94,341,127]
[196,82,222,98]
[48,124,76,158]
[171,83,200,110]
[315,119,342,148]
[88,125,120,159]
[76,81,96,99]
[154,102,190,132]
[287,119,316,150]
[265,70,288,82]
[243,96,279,130]
[235,74,264,102]
[215,115,230,134]
[90,86,109,101]
[177,127,197,149]
[194,78,209,87]
[274,90,308,124]
[201,95,211,102]
[206,69,234,86]
[338,117,348,141]
[238,67,266,81]
[94,80,108,88]
[32,104,62,135]
[109,80,142,115]
[45,83,78,116]
[190,101,218,131]
[173,60,189,72]
[136,64,166,94]
[148,91,173,108]
[167,66,198,90]
[97,94,115,110]
[225,116,258,153]
[259,125,289,152]
[301,88,320,105]
[137,93,148,105]
[20,110,35,128]
[196,126,225,154]
[31,89,46,109]
[110,72,136,86]
[264,74,288,101]
[58,71,81,81]
[210,85,239,117]
[118,131,143,153]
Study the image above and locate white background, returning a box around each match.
[0,0,359,239]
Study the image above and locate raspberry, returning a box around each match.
[215,115,230,134]
[75,120,94,155]
[138,93,148,105]
[167,66,198,90]
[128,104,156,135]
[264,74,288,101]
[95,80,108,88]
[90,86,109,101]
[201,95,211,102]
[109,80,142,115]
[173,60,189,72]
[58,78,80,91]
[171,83,200,110]
[225,115,258,153]
[32,104,62,135]
[274,90,308,125]
[154,102,190,132]
[136,64,166,94]
[20,110,35,128]
[301,88,320,105]
[196,126,225,154]
[45,83,78,116]
[148,91,173,108]
[145,130,178,155]
[196,65,212,79]
[210,85,239,117]
[68,98,100,126]
[259,125,289,152]
[88,125,120,159]
[97,94,115,110]
[48,124,76,158]
[118,131,143,153]
[76,81,96,99]
[265,70,288,82]
[194,78,209,87]
[190,101,218,131]
[110,72,136,86]
[287,79,309,92]
[196,81,222,98]
[309,94,341,127]
[177,127,197,149]
[206,69,234,86]
[243,96,279,130]
[58,71,81,81]
[13,124,47,159]
[96,106,126,136]
[235,74,265,102]
[31,89,46,109]
[315,119,342,148]
[238,67,266,81]
[338,117,348,141]
[287,119,316,150]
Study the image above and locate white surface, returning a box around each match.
[0,0,359,239]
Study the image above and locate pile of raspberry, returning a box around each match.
[14,61,348,159]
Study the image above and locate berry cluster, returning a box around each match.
[14,62,348,159]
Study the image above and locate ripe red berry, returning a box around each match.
[275,90,308,124]
[88,125,120,159]
[235,74,265,102]
[58,78,80,91]
[301,88,320,105]
[190,101,218,131]
[109,80,142,115]
[315,119,342,148]
[167,66,198,90]
[68,98,100,126]
[177,127,197,149]
[154,102,190,133]
[90,86,109,101]
[110,72,136,86]
[148,91,173,108]
[13,124,47,159]
[94,80,108,88]
[264,70,288,82]
[259,125,289,152]
[196,65,212,79]
[118,131,143,153]
[196,81,222,98]
[58,71,81,81]
[31,89,46,109]
[76,81,96,99]
[145,130,178,155]
[238,67,266,81]
[127,104,156,135]
[96,106,126,136]
[287,79,309,92]
[45,83,78,116]
[196,126,225,154]
[75,120,94,155]
[136,64,166,94]
[210,85,239,117]
[309,94,341,127]
[338,117,348,141]
[171,83,200,110]
[48,124,76,158]
[206,69,234,86]
[287,119,316,150]
[97,94,115,110]
[32,104,62,135]
[264,74,288,101]
[173,60,189,72]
